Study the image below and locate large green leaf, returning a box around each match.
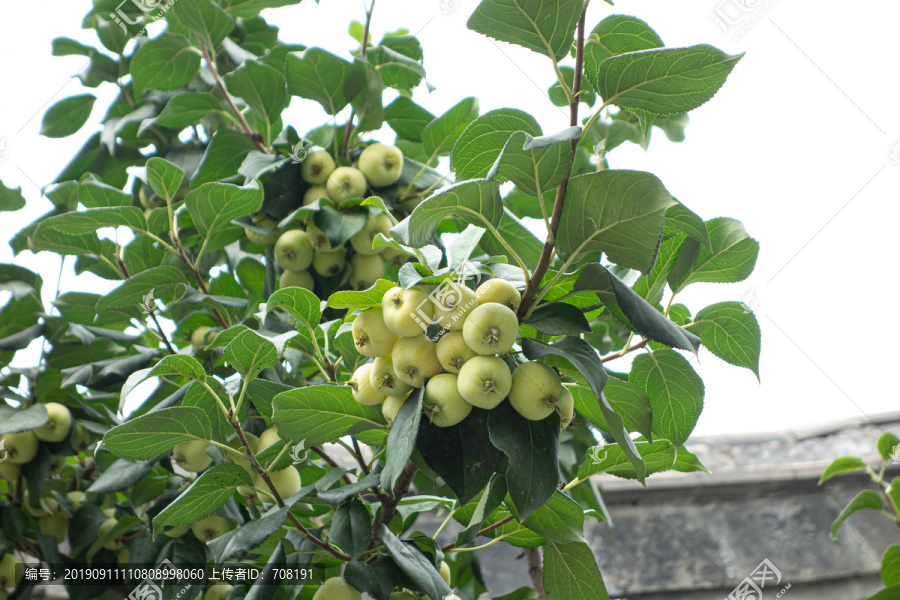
[584,15,664,93]
[192,127,258,187]
[327,279,395,310]
[368,45,425,91]
[40,95,96,138]
[131,34,202,97]
[151,92,225,130]
[630,350,704,447]
[0,182,26,212]
[385,97,435,142]
[96,266,188,322]
[631,235,683,305]
[488,402,560,520]
[86,458,159,494]
[577,439,708,480]
[521,491,584,544]
[207,497,298,565]
[0,404,49,435]
[382,387,423,496]
[543,540,608,600]
[668,217,759,292]
[571,377,652,440]
[331,499,372,560]
[272,385,385,448]
[146,158,186,202]
[222,328,279,379]
[351,57,385,132]
[818,457,868,485]
[687,301,761,378]
[391,179,502,249]
[452,109,540,180]
[883,546,900,588]
[466,0,585,61]
[152,464,251,534]
[498,127,580,198]
[377,525,453,600]
[286,48,361,115]
[664,202,711,250]
[168,0,235,50]
[597,45,743,115]
[421,97,479,157]
[102,407,212,460]
[223,59,286,140]
[831,490,884,541]
[557,170,675,272]
[186,180,264,251]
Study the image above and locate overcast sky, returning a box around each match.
[1,0,897,438]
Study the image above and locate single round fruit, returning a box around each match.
[462,303,519,356]
[255,467,302,504]
[508,361,563,421]
[99,518,123,550]
[303,185,330,206]
[370,355,413,397]
[0,461,21,482]
[191,515,234,542]
[476,278,522,312]
[39,513,69,544]
[439,561,451,585]
[558,387,575,429]
[204,583,234,600]
[436,331,478,374]
[33,402,73,442]
[305,221,332,252]
[457,356,512,409]
[0,430,38,464]
[423,374,472,427]
[67,491,86,510]
[349,214,392,256]
[0,553,22,588]
[312,248,347,277]
[245,216,283,245]
[382,286,433,337]
[349,253,385,290]
[162,524,191,538]
[280,269,315,291]
[382,393,410,426]
[326,166,367,203]
[392,335,442,388]
[434,283,478,331]
[173,440,212,473]
[275,230,314,272]
[191,326,216,351]
[352,308,397,358]
[70,422,91,452]
[312,577,361,600]
[381,246,412,267]
[258,426,281,451]
[358,143,404,187]
[349,363,388,406]
[301,150,336,185]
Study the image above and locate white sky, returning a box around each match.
[1,0,898,438]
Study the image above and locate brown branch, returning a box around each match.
[369,460,418,548]
[352,438,370,475]
[312,445,354,486]
[341,0,376,158]
[601,338,649,362]
[518,9,588,319]
[526,547,547,599]
[148,308,177,355]
[441,514,516,552]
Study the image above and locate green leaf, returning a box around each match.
[597,44,743,115]
[331,499,372,560]
[417,407,505,505]
[152,92,224,130]
[168,0,235,50]
[222,0,300,18]
[146,158,185,202]
[0,404,49,435]
[207,497,298,564]
[223,328,279,379]
[544,540,608,600]
[866,586,900,600]
[664,202,711,250]
[33,207,146,240]
[497,127,580,198]
[148,354,207,381]
[102,406,212,460]
[286,48,361,115]
[186,180,264,251]
[131,34,202,97]
[377,525,453,600]
[577,439,708,480]
[327,279,395,309]
[878,433,900,462]
[584,15,664,93]
[630,350,704,447]
[351,58,385,132]
[391,179,501,249]
[382,387,423,497]
[557,170,675,272]
[572,377,652,440]
[466,0,585,61]
[525,302,591,335]
[246,539,287,600]
[421,97,479,157]
[457,474,507,547]
[521,491,584,544]
[273,385,385,448]
[40,95,95,138]
[688,301,761,378]
[574,264,701,353]
[318,470,382,505]
[668,217,759,292]
[818,456,868,485]
[385,97,435,142]
[452,109,540,180]
[192,126,258,188]
[549,66,595,107]
[487,402,560,520]
[369,45,425,91]
[479,209,544,267]
[78,178,132,207]
[86,458,159,494]
[223,60,286,138]
[152,464,251,534]
[831,489,884,541]
[96,266,188,321]
[0,182,26,212]
[883,546,900,587]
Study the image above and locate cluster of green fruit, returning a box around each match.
[312,561,457,600]
[349,278,574,428]
[0,402,89,482]
[246,143,411,294]
[0,552,21,600]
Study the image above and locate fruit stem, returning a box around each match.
[432,507,458,539]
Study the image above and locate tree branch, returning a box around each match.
[601,338,649,362]
[526,547,547,599]
[312,445,354,486]
[369,460,417,548]
[518,8,588,319]
[441,514,516,552]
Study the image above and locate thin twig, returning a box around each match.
[341,0,376,157]
[441,514,516,552]
[369,460,417,548]
[601,339,649,362]
[148,309,177,354]
[312,445,354,486]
